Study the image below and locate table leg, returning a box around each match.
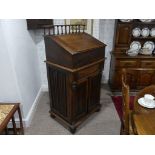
[17,107,24,135]
[12,115,17,135]
[5,127,9,135]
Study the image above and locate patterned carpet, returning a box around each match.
[25,85,121,135]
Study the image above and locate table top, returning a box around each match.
[133,113,155,135]
[0,103,19,132]
[132,85,155,135]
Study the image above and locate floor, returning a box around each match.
[25,85,121,135]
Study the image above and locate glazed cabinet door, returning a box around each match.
[115,23,132,47]
[88,72,102,111]
[72,79,88,121]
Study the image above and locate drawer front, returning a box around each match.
[141,61,155,68]
[112,69,138,90]
[77,64,100,79]
[116,59,138,68]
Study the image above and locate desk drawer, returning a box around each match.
[141,61,155,68]
[116,60,138,68]
[77,64,100,79]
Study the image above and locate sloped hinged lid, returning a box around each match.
[48,33,106,55]
[44,32,106,69]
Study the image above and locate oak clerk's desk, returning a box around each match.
[44,25,106,133]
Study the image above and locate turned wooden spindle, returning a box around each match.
[83,25,85,33]
[43,24,86,36]
[57,26,59,35]
[78,25,80,33]
[61,25,63,34]
[65,25,67,34]
[48,28,50,35]
[73,25,75,33]
[53,26,55,35]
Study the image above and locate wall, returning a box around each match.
[33,19,65,87]
[99,19,115,83]
[0,23,20,102]
[0,19,42,119]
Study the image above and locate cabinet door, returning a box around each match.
[112,69,138,90]
[115,23,132,47]
[112,70,122,89]
[137,70,155,88]
[88,72,102,111]
[47,66,69,119]
[72,79,88,121]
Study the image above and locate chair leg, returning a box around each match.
[120,124,124,135]
[12,115,17,135]
[17,107,24,135]
[120,123,128,135]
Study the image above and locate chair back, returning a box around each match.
[121,68,130,134]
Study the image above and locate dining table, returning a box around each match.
[131,85,155,135]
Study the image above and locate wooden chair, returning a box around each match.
[120,68,155,134]
[0,103,24,135]
[120,68,131,134]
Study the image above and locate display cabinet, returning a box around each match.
[109,19,155,91]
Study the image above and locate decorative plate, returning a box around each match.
[143,41,155,52]
[150,28,155,37]
[139,19,154,22]
[132,28,141,37]
[141,28,150,37]
[130,41,141,51]
[138,97,155,108]
[120,19,133,22]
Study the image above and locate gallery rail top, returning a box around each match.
[42,24,86,36]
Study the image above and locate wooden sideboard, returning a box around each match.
[44,25,106,133]
[109,19,155,91]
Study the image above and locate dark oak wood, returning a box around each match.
[115,23,132,47]
[44,29,106,133]
[133,113,155,135]
[120,69,130,134]
[132,85,155,135]
[111,67,155,92]
[109,20,155,91]
[27,19,53,30]
[120,69,135,135]
[0,103,24,135]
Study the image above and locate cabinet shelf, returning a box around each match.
[131,37,155,40]
[118,19,155,25]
